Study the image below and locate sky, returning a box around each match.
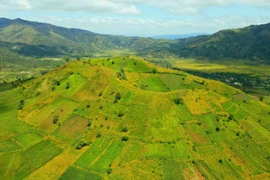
[0,0,270,37]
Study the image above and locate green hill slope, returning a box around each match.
[173,23,270,61]
[0,57,269,179]
[2,18,270,62]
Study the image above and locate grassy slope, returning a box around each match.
[0,56,269,179]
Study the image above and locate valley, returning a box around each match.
[0,17,270,180]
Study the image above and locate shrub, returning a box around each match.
[173,97,183,105]
[76,139,87,149]
[122,136,129,141]
[66,82,70,89]
[96,133,101,138]
[115,93,121,101]
[215,127,220,132]
[53,115,59,124]
[107,168,112,174]
[122,127,128,132]
[18,100,25,110]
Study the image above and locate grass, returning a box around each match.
[14,140,62,179]
[90,140,125,172]
[0,56,269,179]
[13,131,44,147]
[53,114,89,143]
[75,137,112,168]
[59,166,102,180]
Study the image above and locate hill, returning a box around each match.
[1,18,270,62]
[0,57,269,179]
[171,23,270,61]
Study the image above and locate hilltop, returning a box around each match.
[1,18,270,62]
[0,57,269,179]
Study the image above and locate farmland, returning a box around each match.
[0,56,269,179]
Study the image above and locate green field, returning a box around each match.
[0,56,269,179]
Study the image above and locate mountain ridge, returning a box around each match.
[0,18,270,61]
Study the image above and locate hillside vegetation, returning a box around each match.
[0,57,269,179]
[1,18,270,62]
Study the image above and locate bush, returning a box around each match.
[53,115,59,124]
[96,133,101,138]
[107,168,112,174]
[122,136,129,141]
[66,82,70,89]
[18,100,25,110]
[76,139,87,149]
[173,97,183,105]
[152,68,157,74]
[122,127,128,132]
[215,127,220,132]
[115,93,121,101]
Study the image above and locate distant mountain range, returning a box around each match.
[0,18,270,62]
[151,33,208,40]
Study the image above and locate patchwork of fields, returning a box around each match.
[0,56,269,179]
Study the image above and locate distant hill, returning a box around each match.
[172,23,270,61]
[0,18,270,62]
[151,33,208,39]
[0,56,269,179]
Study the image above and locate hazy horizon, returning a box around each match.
[1,1,270,36]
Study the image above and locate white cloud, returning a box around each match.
[1,0,269,15]
[0,0,141,15]
[144,0,270,15]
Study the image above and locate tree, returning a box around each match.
[107,168,112,174]
[65,57,70,62]
[173,97,183,105]
[152,68,157,74]
[122,127,128,132]
[53,115,59,124]
[75,139,87,149]
[66,82,70,89]
[121,136,129,141]
[96,133,101,138]
[18,100,24,110]
[259,96,264,102]
[115,93,121,101]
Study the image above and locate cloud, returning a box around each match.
[144,0,270,15]
[0,0,141,15]
[1,0,270,16]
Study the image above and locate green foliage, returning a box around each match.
[76,139,88,150]
[53,115,59,124]
[18,99,24,110]
[121,136,129,141]
[173,97,183,105]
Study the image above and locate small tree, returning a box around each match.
[96,133,101,138]
[65,57,70,62]
[115,93,121,102]
[173,97,183,105]
[107,168,112,174]
[122,127,128,132]
[18,100,25,110]
[53,115,59,124]
[66,82,70,89]
[121,136,129,141]
[75,139,87,150]
[152,68,157,74]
